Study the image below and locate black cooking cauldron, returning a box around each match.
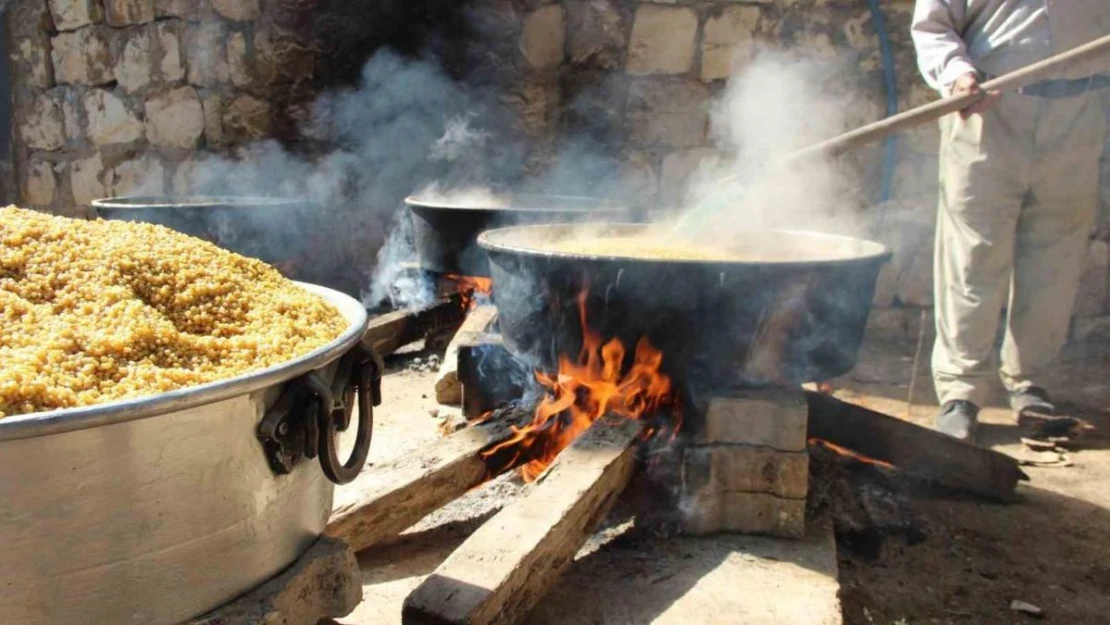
[478,224,891,390]
[405,193,629,277]
[90,196,365,296]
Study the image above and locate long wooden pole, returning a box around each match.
[676,33,1110,232]
[787,32,1110,164]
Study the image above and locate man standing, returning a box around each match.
[911,1,1110,441]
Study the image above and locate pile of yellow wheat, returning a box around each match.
[0,206,347,418]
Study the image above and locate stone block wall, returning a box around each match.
[507,0,1110,340]
[5,0,1110,335]
[508,0,921,211]
[6,0,316,217]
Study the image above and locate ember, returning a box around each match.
[483,287,682,482]
[444,274,493,310]
[809,438,895,470]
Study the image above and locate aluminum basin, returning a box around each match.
[0,283,368,625]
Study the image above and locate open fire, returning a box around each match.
[481,287,682,482]
[443,273,493,310]
[809,438,895,470]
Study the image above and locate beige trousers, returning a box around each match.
[932,91,1107,406]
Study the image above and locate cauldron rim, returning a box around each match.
[404,192,626,214]
[477,223,892,268]
[91,195,314,211]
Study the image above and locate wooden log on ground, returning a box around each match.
[403,417,645,625]
[364,298,465,357]
[188,536,361,625]
[327,422,513,553]
[805,391,1028,500]
[435,305,499,405]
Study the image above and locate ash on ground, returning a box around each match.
[807,441,924,561]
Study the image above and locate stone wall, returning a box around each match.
[5,0,318,217]
[500,0,1110,340]
[5,0,1110,335]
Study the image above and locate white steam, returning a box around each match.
[366,209,435,310]
[430,117,491,162]
[675,49,880,244]
[162,38,898,308]
[171,49,533,305]
[409,182,507,209]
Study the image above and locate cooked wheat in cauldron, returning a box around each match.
[0,206,348,418]
[546,236,736,261]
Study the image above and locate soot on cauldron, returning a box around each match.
[478,223,891,392]
[405,192,628,277]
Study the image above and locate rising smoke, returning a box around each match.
[173,49,534,307]
[674,47,881,245]
[174,31,892,308]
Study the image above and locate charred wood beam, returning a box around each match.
[363,298,465,357]
[402,417,645,625]
[805,391,1028,500]
[435,305,499,405]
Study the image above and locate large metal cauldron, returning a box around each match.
[91,196,365,297]
[91,196,312,264]
[479,224,891,390]
[406,193,628,277]
[0,284,369,625]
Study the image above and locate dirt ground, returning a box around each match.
[831,336,1110,625]
[337,333,1110,625]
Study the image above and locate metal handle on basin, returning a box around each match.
[257,341,383,484]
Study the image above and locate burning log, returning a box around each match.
[435,305,498,405]
[805,391,1028,500]
[326,421,517,553]
[402,417,646,625]
[458,334,530,419]
[363,298,465,357]
[468,287,682,483]
[441,274,493,311]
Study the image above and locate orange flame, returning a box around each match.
[808,438,895,470]
[444,274,493,310]
[482,288,681,482]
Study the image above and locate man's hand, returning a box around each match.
[950,72,1001,119]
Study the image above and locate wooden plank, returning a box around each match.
[363,298,464,357]
[435,305,499,405]
[363,309,416,356]
[805,391,1028,500]
[188,537,361,625]
[326,423,512,553]
[403,417,645,625]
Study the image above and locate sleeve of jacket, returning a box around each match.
[911,0,977,94]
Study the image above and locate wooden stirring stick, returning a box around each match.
[676,33,1110,234]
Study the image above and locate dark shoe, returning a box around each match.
[935,400,980,442]
[1010,386,1055,417]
